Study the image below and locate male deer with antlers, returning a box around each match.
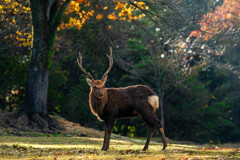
[77,48,167,151]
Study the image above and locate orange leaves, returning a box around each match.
[107,12,117,20]
[193,0,240,41]
[4,31,32,47]
[65,1,80,14]
[59,0,149,31]
[96,14,103,20]
[190,31,202,38]
[1,0,31,15]
[115,1,125,10]
[75,0,88,3]
[134,1,148,10]
[61,0,94,30]
[59,17,85,30]
[60,0,146,31]
[114,0,145,21]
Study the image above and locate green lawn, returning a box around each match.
[0,136,239,160]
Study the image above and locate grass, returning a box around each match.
[0,113,239,159]
[0,135,239,160]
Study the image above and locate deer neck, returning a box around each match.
[89,88,108,116]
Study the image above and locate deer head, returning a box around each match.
[77,47,113,99]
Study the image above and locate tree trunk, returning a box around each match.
[23,68,49,118]
[15,0,70,131]
[159,98,164,130]
[18,0,55,130]
[157,89,165,130]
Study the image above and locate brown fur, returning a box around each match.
[78,49,166,151]
[87,80,167,151]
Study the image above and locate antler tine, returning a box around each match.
[102,47,113,80]
[77,52,94,80]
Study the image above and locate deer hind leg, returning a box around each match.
[139,111,167,150]
[151,116,167,150]
[142,124,154,151]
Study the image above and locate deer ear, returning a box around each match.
[102,76,108,84]
[86,78,93,86]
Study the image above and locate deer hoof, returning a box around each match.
[101,147,108,151]
[162,145,167,150]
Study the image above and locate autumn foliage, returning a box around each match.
[1,0,148,46]
[190,0,240,40]
[60,0,148,30]
[0,0,32,47]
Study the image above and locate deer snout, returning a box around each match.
[93,89,104,99]
[99,93,103,97]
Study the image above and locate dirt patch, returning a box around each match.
[0,112,103,138]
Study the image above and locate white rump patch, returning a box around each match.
[148,95,159,110]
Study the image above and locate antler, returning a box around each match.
[102,47,113,80]
[77,52,94,80]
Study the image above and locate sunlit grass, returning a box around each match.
[0,136,239,160]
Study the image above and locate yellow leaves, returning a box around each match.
[108,25,112,29]
[1,0,32,48]
[115,1,125,10]
[107,12,117,20]
[75,0,88,3]
[227,13,232,19]
[23,6,31,11]
[119,17,126,21]
[62,0,145,30]
[90,10,94,16]
[96,14,103,20]
[4,31,32,47]
[63,0,94,30]
[114,1,145,22]
[137,2,145,6]
[16,31,21,35]
[60,16,86,30]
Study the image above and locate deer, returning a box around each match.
[77,48,167,151]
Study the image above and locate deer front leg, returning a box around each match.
[101,122,108,151]
[101,118,115,151]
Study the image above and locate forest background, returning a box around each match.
[0,0,240,144]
